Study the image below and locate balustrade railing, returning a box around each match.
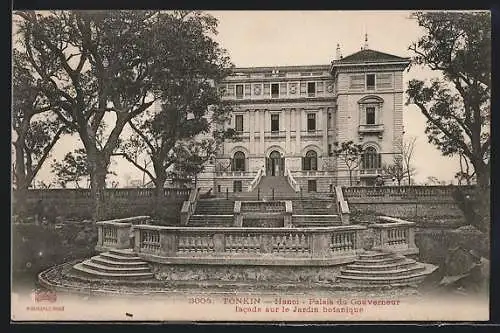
[285,168,300,192]
[248,167,264,191]
[240,201,286,212]
[180,187,201,226]
[335,186,350,225]
[23,188,191,200]
[369,216,418,255]
[133,225,366,260]
[96,216,151,251]
[343,185,477,200]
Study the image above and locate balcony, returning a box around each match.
[264,130,286,139]
[358,124,384,140]
[300,129,323,138]
[359,168,382,178]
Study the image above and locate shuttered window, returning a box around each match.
[349,75,365,89]
[376,73,393,89]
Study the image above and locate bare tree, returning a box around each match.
[401,136,417,185]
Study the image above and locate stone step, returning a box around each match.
[358,251,396,259]
[293,215,340,222]
[100,252,144,262]
[346,258,417,271]
[340,264,426,278]
[355,256,407,265]
[73,263,154,280]
[90,256,150,268]
[337,263,438,286]
[108,248,137,258]
[82,260,151,274]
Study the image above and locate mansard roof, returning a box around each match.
[337,48,410,64]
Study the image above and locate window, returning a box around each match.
[308,180,317,192]
[328,144,333,156]
[217,185,221,192]
[307,82,316,96]
[236,84,244,98]
[362,147,381,170]
[307,113,316,132]
[366,74,375,90]
[271,83,279,98]
[350,75,365,89]
[233,180,242,192]
[328,112,332,120]
[303,150,318,171]
[271,114,280,133]
[232,151,246,171]
[235,114,244,133]
[366,107,376,125]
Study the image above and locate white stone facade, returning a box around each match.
[197,48,410,193]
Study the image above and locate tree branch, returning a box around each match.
[113,152,156,183]
[27,126,65,184]
[414,101,473,159]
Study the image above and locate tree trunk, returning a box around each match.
[153,175,167,219]
[348,170,353,186]
[88,154,109,221]
[14,141,28,217]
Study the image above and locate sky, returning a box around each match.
[26,10,468,187]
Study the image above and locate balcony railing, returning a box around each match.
[293,170,335,177]
[133,224,366,265]
[358,124,384,134]
[359,168,382,178]
[215,171,257,178]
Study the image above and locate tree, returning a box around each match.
[12,49,68,214]
[382,157,405,186]
[14,10,197,220]
[400,136,417,185]
[406,12,490,188]
[51,149,90,188]
[333,141,364,186]
[52,148,116,188]
[111,11,234,216]
[406,11,490,234]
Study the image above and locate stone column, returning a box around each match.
[322,107,328,157]
[249,109,254,151]
[285,108,291,154]
[260,109,265,155]
[295,108,301,151]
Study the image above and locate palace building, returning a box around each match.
[197,42,410,193]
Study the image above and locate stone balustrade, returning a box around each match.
[96,216,151,252]
[343,185,477,202]
[335,186,350,225]
[132,224,366,265]
[369,216,418,256]
[180,188,201,226]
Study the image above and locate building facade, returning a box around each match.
[198,47,410,193]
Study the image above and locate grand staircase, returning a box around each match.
[291,199,341,227]
[72,249,154,280]
[188,199,235,227]
[337,251,437,286]
[251,176,297,198]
